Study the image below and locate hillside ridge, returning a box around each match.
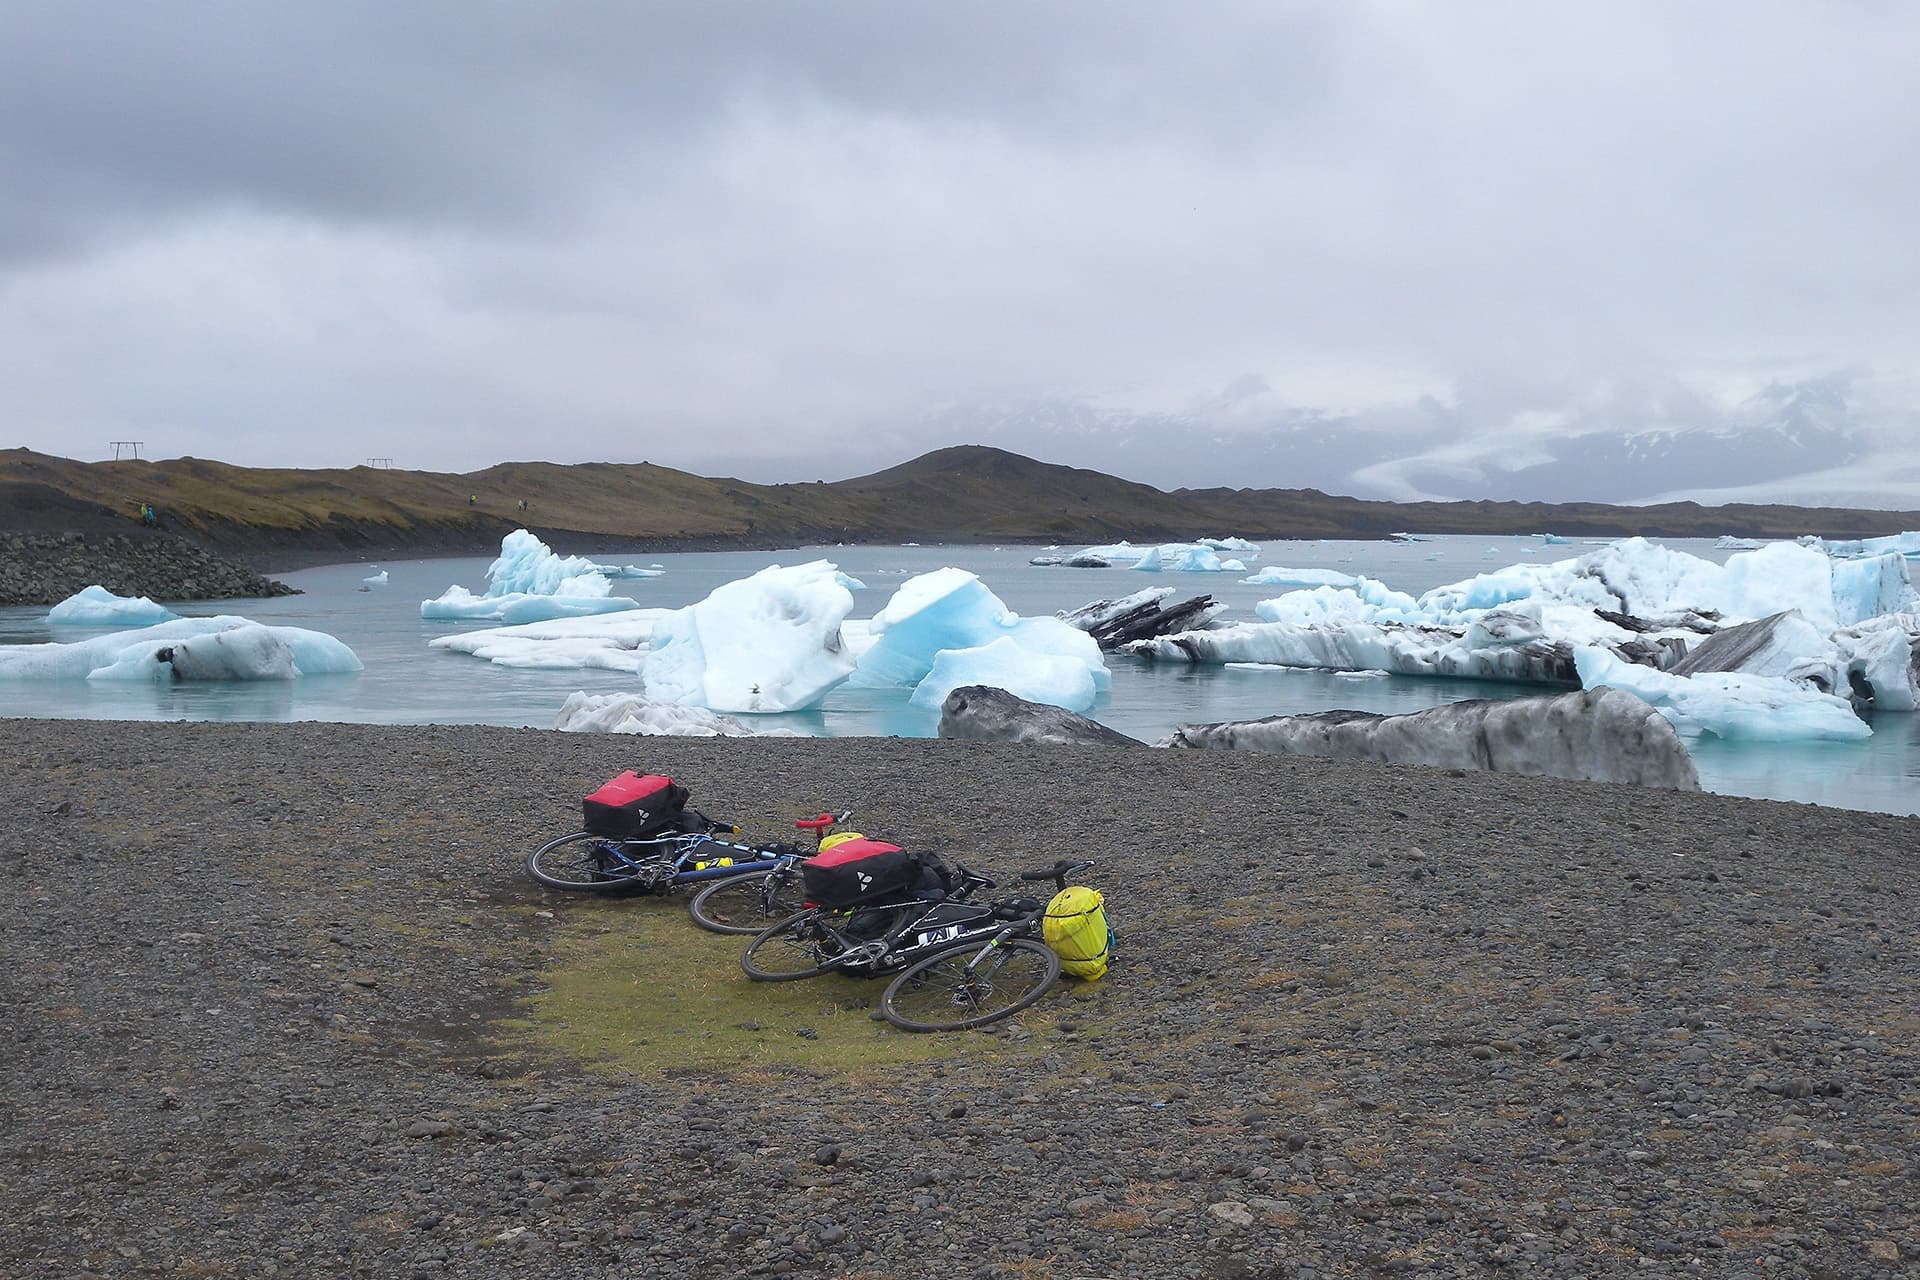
[3,444,1916,569]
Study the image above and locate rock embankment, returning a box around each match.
[6,720,1917,1278]
[0,531,299,606]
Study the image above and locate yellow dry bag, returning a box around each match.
[1043,886,1112,981]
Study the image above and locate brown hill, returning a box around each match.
[2,444,1915,567]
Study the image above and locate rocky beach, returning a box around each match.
[5,719,1916,1278]
[0,532,298,607]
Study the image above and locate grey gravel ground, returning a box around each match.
[4,719,1917,1279]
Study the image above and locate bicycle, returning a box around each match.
[525,809,853,935]
[740,861,1102,1034]
[878,860,1100,1032]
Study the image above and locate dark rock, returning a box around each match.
[938,685,1144,747]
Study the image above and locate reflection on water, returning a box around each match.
[1,538,1915,816]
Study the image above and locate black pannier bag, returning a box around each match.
[801,838,921,909]
[582,771,690,839]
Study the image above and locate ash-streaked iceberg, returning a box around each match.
[0,617,362,682]
[1574,646,1870,742]
[642,561,858,713]
[1059,588,1223,649]
[1165,687,1701,790]
[421,528,640,623]
[551,691,798,737]
[47,585,177,626]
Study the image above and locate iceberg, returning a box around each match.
[0,617,362,682]
[1239,566,1360,589]
[1830,553,1918,625]
[587,562,666,579]
[642,561,856,713]
[421,528,641,622]
[1255,577,1423,626]
[1832,612,1920,711]
[908,635,1104,713]
[1059,589,1223,649]
[551,691,797,737]
[1823,530,1920,560]
[47,585,177,626]
[362,569,389,586]
[1573,646,1870,742]
[849,569,1108,707]
[1132,544,1240,573]
[1667,611,1846,692]
[428,610,673,673]
[1198,536,1260,553]
[1165,687,1701,790]
[937,685,1145,746]
[420,585,640,624]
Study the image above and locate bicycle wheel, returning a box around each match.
[880,938,1060,1032]
[525,832,653,893]
[687,867,807,935]
[740,910,850,981]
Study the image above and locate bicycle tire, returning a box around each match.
[687,867,807,935]
[525,832,652,894]
[879,937,1060,1032]
[740,910,846,981]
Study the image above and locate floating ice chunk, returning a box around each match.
[1573,646,1869,741]
[1715,536,1765,551]
[908,636,1103,712]
[1240,566,1360,589]
[429,609,673,672]
[420,585,640,623]
[1132,544,1236,572]
[1830,553,1918,626]
[1058,587,1174,632]
[551,691,797,736]
[47,585,177,626]
[642,560,855,712]
[1668,611,1845,692]
[588,562,666,579]
[1832,612,1920,710]
[1256,577,1422,626]
[850,569,1107,701]
[1128,616,1575,685]
[0,617,361,681]
[1719,543,1839,631]
[1538,533,1570,545]
[103,625,298,681]
[1198,536,1260,552]
[1824,530,1920,560]
[362,569,389,586]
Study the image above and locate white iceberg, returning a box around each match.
[429,610,673,673]
[1198,536,1261,553]
[1132,544,1239,573]
[1239,566,1360,589]
[421,528,641,622]
[551,691,797,737]
[642,561,857,713]
[47,585,177,626]
[1823,530,1920,560]
[362,569,389,586]
[0,617,362,682]
[1573,646,1869,742]
[588,561,667,579]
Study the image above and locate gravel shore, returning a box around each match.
[6,719,1916,1279]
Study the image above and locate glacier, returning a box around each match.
[0,617,362,682]
[642,561,858,713]
[421,528,641,623]
[47,585,177,626]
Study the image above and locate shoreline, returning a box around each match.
[7,719,1916,1277]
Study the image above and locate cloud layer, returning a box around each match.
[2,2,1916,500]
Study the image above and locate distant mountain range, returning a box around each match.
[875,374,1914,508]
[3,442,1917,568]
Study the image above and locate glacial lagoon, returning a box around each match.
[2,536,1916,816]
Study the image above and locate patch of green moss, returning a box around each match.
[509,900,1022,1077]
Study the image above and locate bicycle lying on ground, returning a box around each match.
[741,859,1101,1031]
[526,809,853,935]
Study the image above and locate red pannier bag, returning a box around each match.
[801,838,918,909]
[582,771,690,839]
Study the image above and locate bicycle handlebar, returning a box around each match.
[1018,859,1095,890]
[794,809,854,832]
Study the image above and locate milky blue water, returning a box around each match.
[2,537,1916,816]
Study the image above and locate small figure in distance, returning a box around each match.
[468,494,476,505]
[518,498,528,512]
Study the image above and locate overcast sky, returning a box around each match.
[1,2,1915,493]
